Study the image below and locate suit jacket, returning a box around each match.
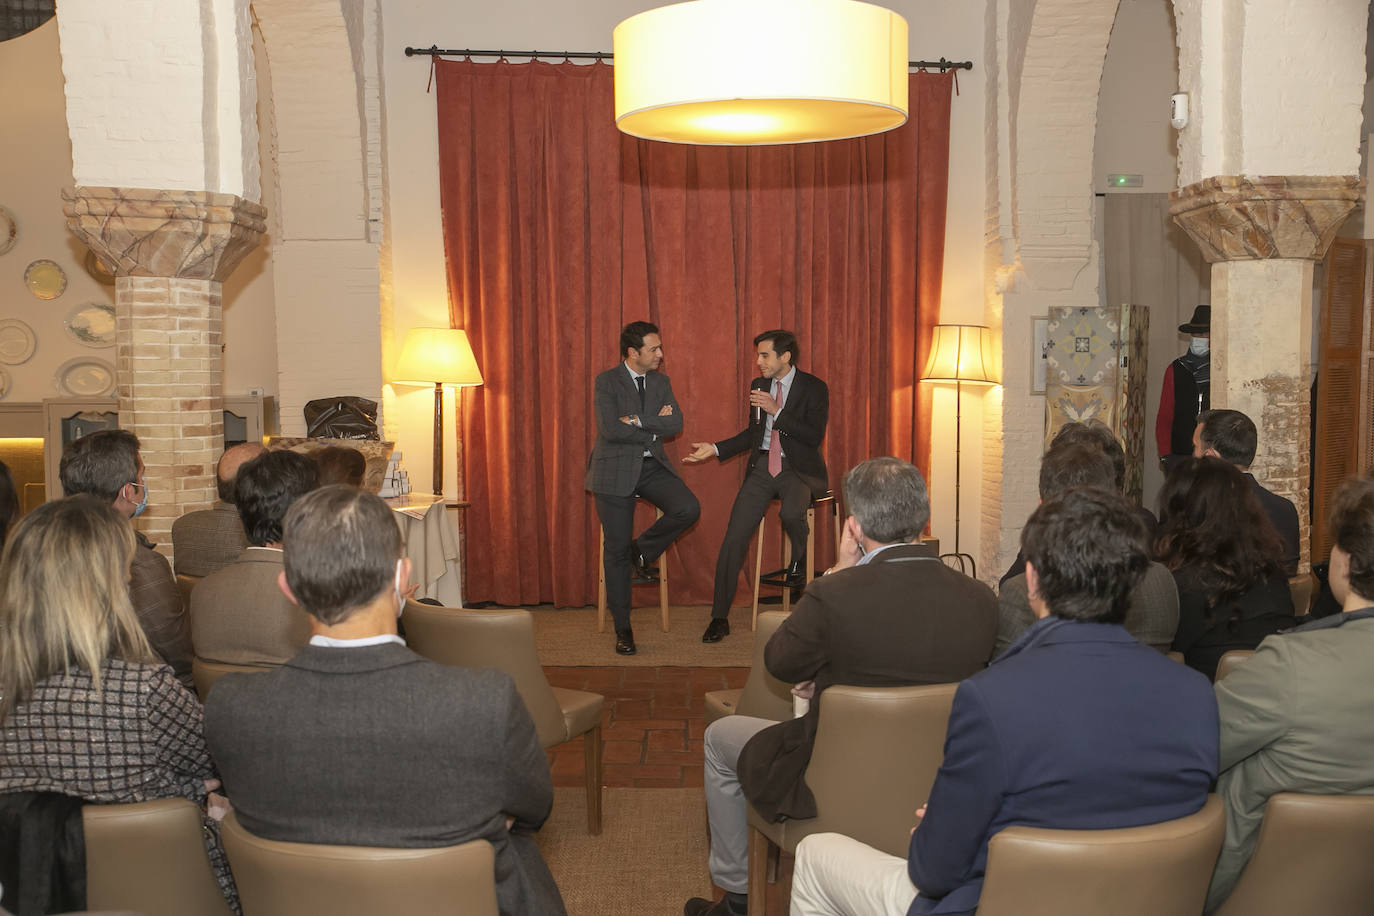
[584,364,684,497]
[1171,568,1296,680]
[130,532,194,689]
[737,544,997,822]
[190,547,311,667]
[1205,610,1374,912]
[908,618,1218,916]
[1245,473,1300,575]
[205,643,565,916]
[714,369,829,496]
[171,504,249,577]
[995,561,1179,655]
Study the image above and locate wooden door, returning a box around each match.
[1313,237,1366,562]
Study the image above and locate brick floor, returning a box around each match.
[543,665,747,789]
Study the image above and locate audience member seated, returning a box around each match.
[0,459,18,547]
[205,485,565,915]
[789,487,1218,916]
[190,449,318,670]
[312,444,367,488]
[1157,457,1296,679]
[996,444,1178,655]
[998,421,1155,587]
[1193,408,1300,575]
[172,442,263,578]
[0,496,238,913]
[685,458,997,916]
[59,429,193,689]
[1204,473,1374,912]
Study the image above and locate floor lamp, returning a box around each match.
[920,324,998,574]
[393,328,484,500]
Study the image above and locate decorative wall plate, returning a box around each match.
[24,259,67,299]
[0,318,36,365]
[64,302,116,348]
[0,206,16,255]
[84,250,117,285]
[0,367,10,400]
[56,357,115,397]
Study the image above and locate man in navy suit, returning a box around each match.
[788,486,1219,916]
[684,329,828,643]
[586,321,700,655]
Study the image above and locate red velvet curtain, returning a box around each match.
[435,60,953,607]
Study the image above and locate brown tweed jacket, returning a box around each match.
[171,504,248,578]
[190,547,311,668]
[131,532,194,689]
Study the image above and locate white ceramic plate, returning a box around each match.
[64,302,116,348]
[0,318,36,365]
[24,259,67,300]
[56,357,115,397]
[0,206,16,256]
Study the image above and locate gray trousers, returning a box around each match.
[704,714,776,893]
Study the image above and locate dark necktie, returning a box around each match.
[636,375,646,414]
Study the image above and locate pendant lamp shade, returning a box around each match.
[613,0,909,145]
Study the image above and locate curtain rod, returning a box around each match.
[404,46,973,71]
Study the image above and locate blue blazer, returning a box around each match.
[907,618,1219,916]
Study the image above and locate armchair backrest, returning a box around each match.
[83,798,232,916]
[1214,649,1254,682]
[803,682,958,858]
[221,812,497,916]
[191,657,272,703]
[735,610,795,722]
[976,796,1225,916]
[402,600,566,746]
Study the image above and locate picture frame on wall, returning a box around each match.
[1031,316,1049,395]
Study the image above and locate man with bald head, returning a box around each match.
[172,441,265,577]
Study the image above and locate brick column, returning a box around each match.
[1170,175,1364,570]
[62,187,267,554]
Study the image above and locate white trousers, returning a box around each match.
[789,833,918,916]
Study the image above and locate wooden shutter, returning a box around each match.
[1313,237,1366,562]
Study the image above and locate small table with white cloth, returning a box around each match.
[384,492,465,607]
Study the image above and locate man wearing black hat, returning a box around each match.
[1156,305,1210,473]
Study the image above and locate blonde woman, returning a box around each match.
[0,495,238,913]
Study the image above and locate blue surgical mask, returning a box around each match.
[1189,337,1209,357]
[127,481,148,518]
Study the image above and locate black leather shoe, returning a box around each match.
[629,540,659,582]
[684,893,746,915]
[615,628,636,655]
[701,618,730,643]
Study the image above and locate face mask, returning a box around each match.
[127,482,148,518]
[1189,337,1209,357]
[394,561,407,618]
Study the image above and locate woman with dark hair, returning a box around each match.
[1156,457,1296,678]
[0,459,19,546]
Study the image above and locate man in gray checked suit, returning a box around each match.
[586,321,701,655]
[206,485,565,916]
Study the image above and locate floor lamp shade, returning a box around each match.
[612,0,909,145]
[394,328,484,498]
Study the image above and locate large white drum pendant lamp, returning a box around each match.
[613,0,909,145]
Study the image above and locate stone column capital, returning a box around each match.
[61,186,267,281]
[1169,175,1364,263]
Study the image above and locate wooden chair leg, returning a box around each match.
[805,506,816,583]
[584,723,602,835]
[748,826,771,909]
[766,840,780,883]
[659,548,670,632]
[781,528,793,614]
[597,528,607,633]
[751,517,765,630]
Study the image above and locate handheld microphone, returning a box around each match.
[751,377,768,424]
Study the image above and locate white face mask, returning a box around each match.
[1189,337,1209,356]
[393,561,407,618]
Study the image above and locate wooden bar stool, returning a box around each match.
[597,504,670,633]
[751,492,840,629]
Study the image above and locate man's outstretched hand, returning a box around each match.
[683,442,716,464]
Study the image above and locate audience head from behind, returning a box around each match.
[311,445,367,488]
[841,456,929,547]
[279,485,409,633]
[0,459,18,547]
[0,495,155,719]
[1038,439,1116,501]
[1328,473,1374,610]
[235,449,320,547]
[1022,486,1149,624]
[216,441,266,504]
[1193,408,1257,469]
[58,428,147,519]
[1155,456,1284,598]
[1049,419,1126,492]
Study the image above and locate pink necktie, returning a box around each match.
[768,379,785,476]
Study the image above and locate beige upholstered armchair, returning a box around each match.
[745,682,958,905]
[1213,649,1254,682]
[402,600,605,834]
[704,609,794,726]
[221,812,497,916]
